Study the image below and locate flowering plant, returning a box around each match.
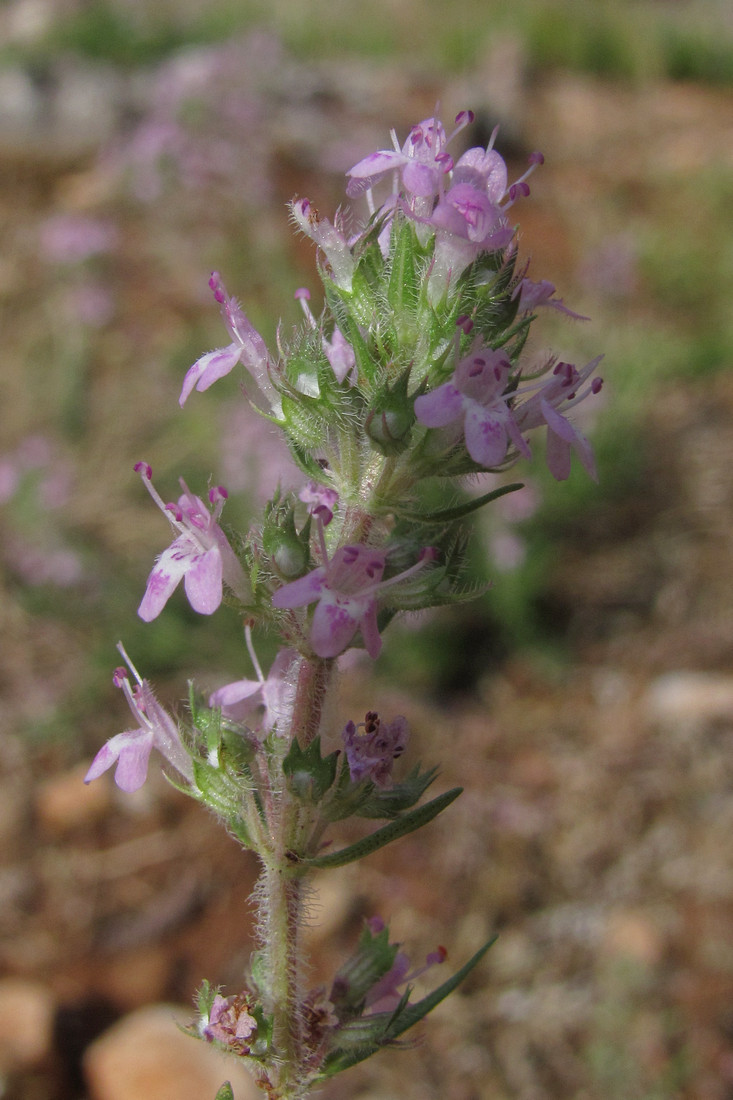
[86,110,601,1099]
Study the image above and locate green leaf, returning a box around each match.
[352,765,439,820]
[319,937,497,1078]
[304,787,462,869]
[214,1083,234,1100]
[388,218,419,323]
[331,921,398,1017]
[385,937,497,1040]
[400,482,525,524]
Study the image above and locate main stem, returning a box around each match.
[259,654,335,1098]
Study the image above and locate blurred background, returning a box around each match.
[2,0,733,1097]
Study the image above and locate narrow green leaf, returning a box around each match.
[319,937,497,1077]
[354,765,439,819]
[388,219,418,319]
[214,1083,234,1100]
[305,787,462,870]
[401,482,524,524]
[385,937,497,1040]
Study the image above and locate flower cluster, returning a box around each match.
[85,107,603,1097]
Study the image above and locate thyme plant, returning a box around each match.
[85,109,602,1099]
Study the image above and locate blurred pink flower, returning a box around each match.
[39,215,118,264]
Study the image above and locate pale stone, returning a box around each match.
[35,763,112,834]
[96,947,171,1011]
[602,909,664,967]
[84,1004,262,1100]
[643,671,733,726]
[0,978,55,1071]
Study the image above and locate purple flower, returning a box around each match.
[272,542,434,660]
[298,480,339,526]
[341,711,409,787]
[85,647,192,793]
[210,628,298,735]
[202,993,257,1053]
[179,272,271,407]
[414,345,529,468]
[427,181,514,299]
[272,544,387,659]
[514,277,589,320]
[346,112,475,215]
[346,112,543,300]
[135,463,248,621]
[514,357,603,481]
[362,917,447,1015]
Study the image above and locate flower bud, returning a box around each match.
[262,498,310,579]
[265,527,310,579]
[364,368,416,455]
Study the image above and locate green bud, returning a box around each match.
[364,367,416,456]
[282,735,339,803]
[262,498,310,579]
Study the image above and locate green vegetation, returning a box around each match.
[5,0,733,86]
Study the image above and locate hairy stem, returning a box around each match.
[260,861,306,1098]
[290,655,334,749]
[258,653,336,1098]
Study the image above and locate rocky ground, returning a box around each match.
[1,25,733,1100]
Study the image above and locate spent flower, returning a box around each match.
[342,711,409,787]
[202,993,258,1054]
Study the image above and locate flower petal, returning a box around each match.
[183,546,223,615]
[179,344,242,407]
[346,149,406,180]
[464,403,508,467]
[137,539,191,621]
[272,567,326,609]
[209,679,263,709]
[414,383,464,428]
[545,428,572,481]
[310,593,360,658]
[357,599,382,659]
[85,729,154,793]
[540,398,597,481]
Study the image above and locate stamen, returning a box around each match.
[244,624,265,685]
[295,288,317,330]
[116,641,144,687]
